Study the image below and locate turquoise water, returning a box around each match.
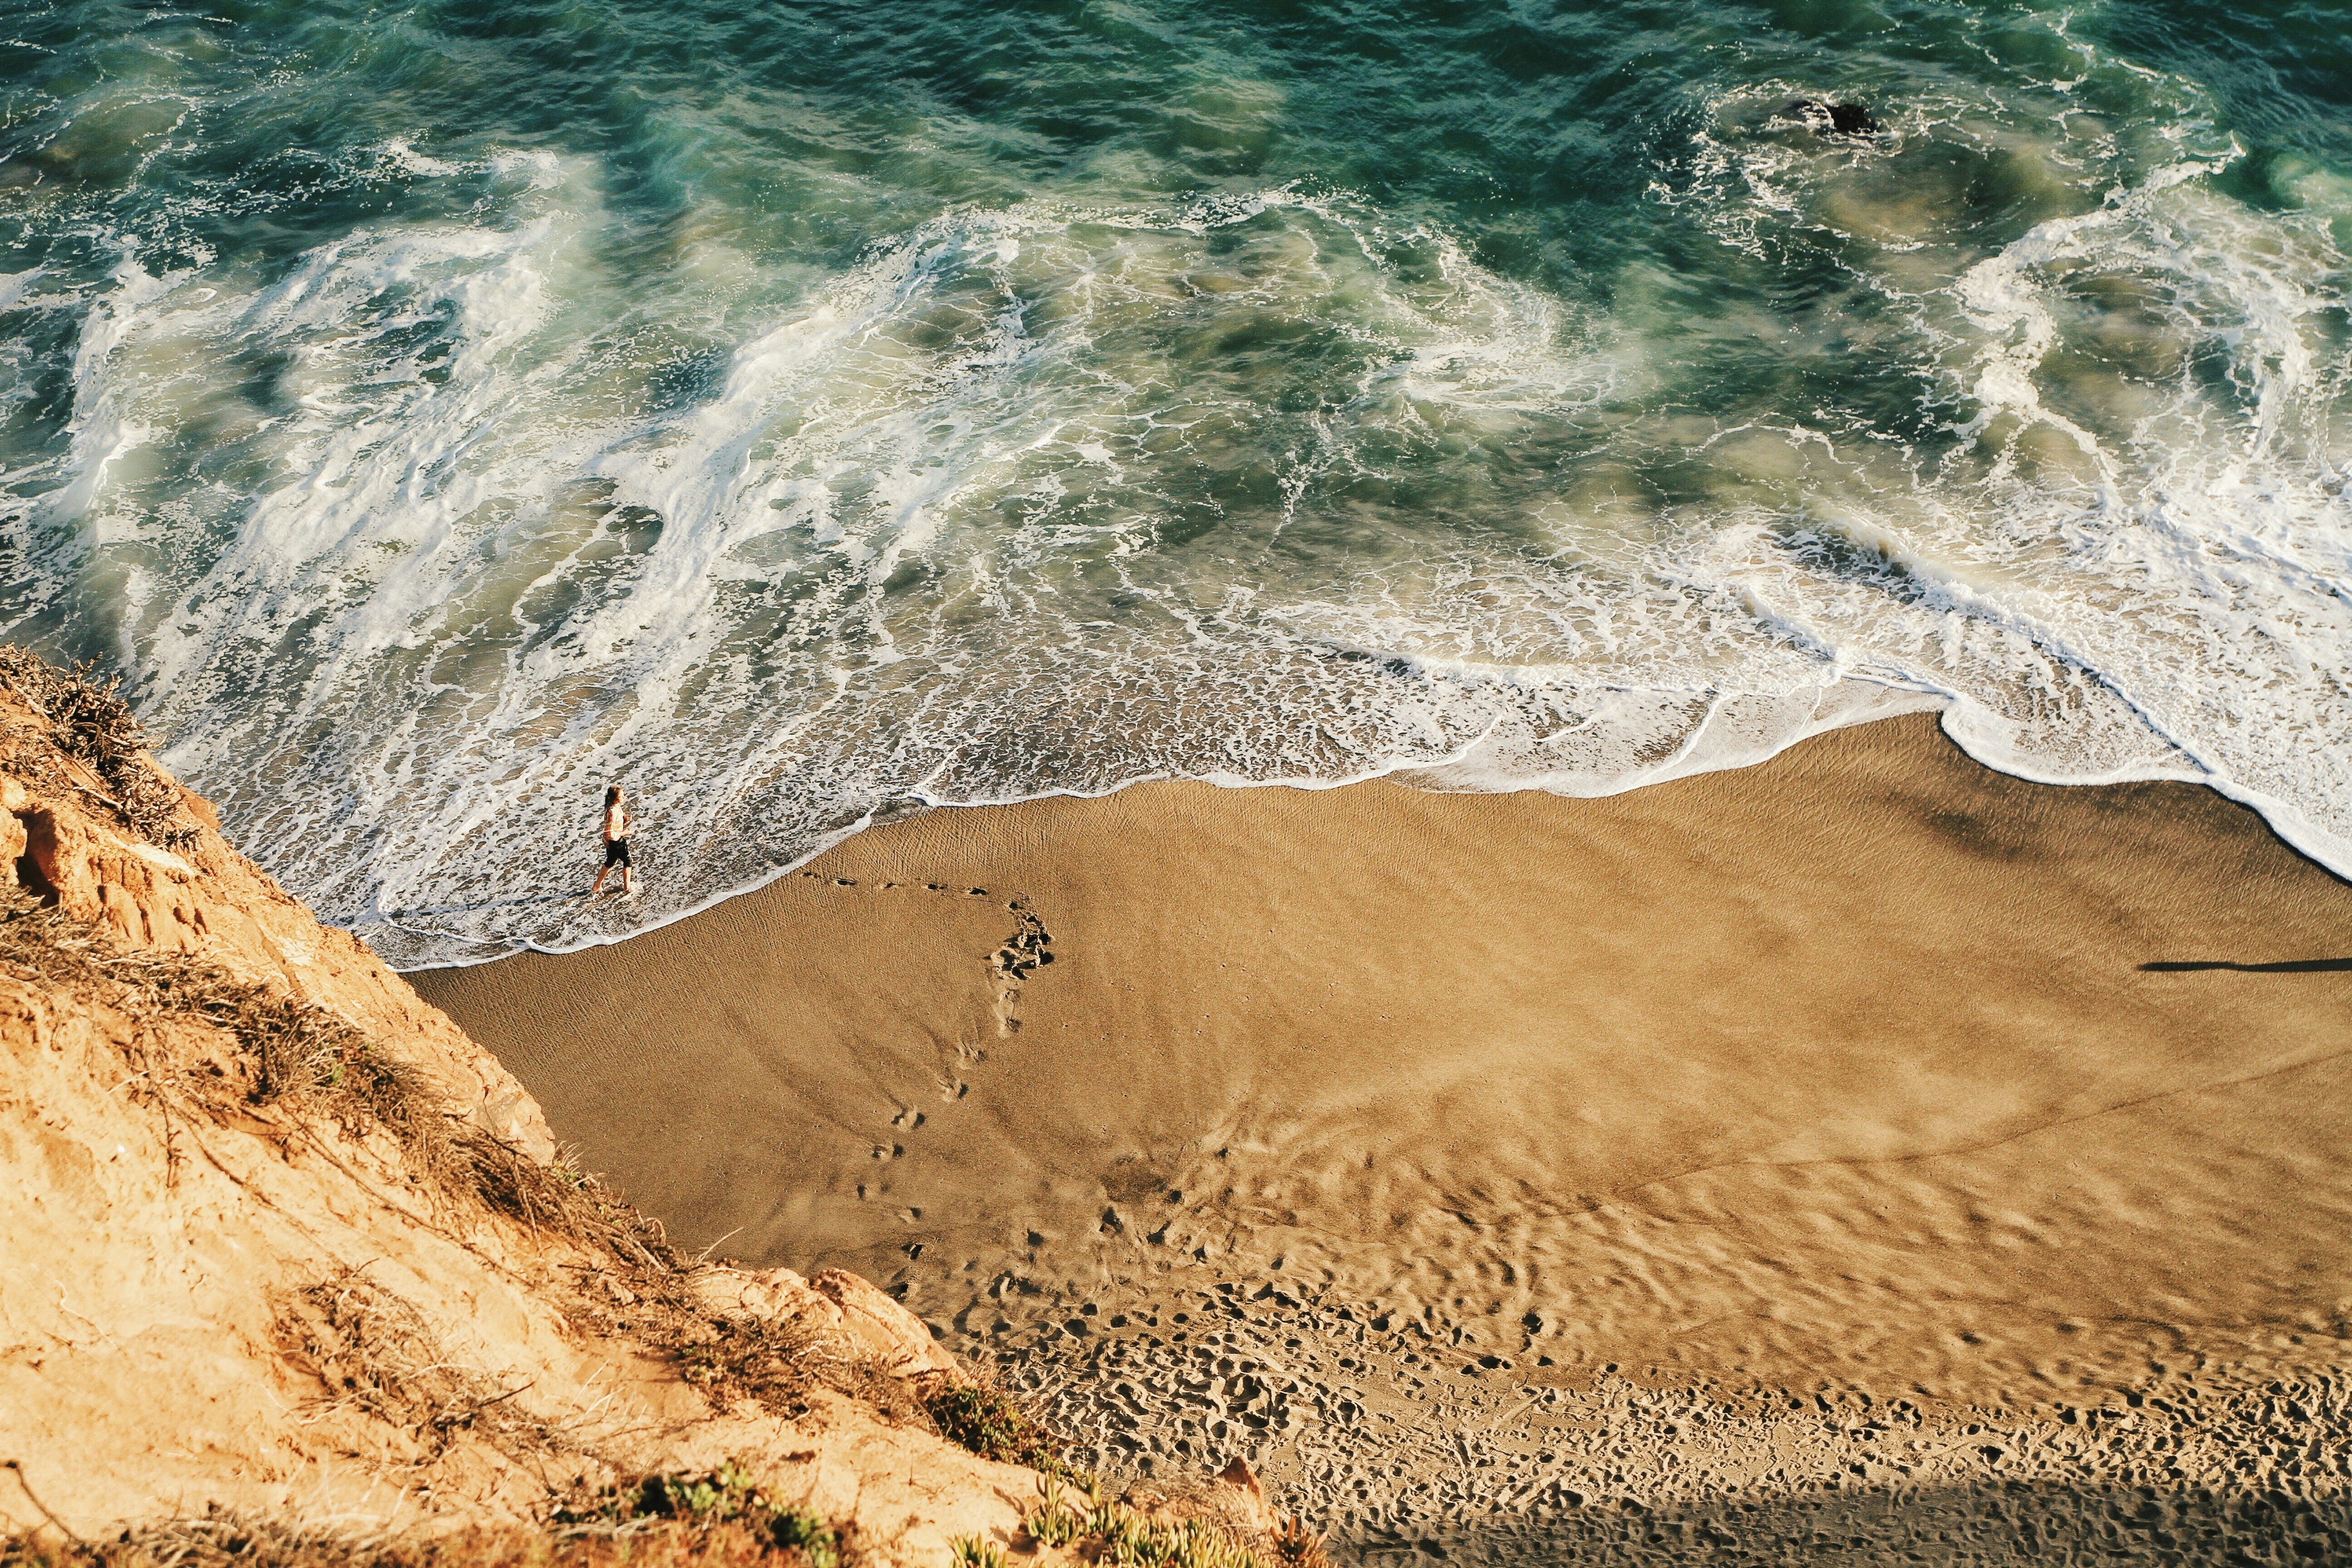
[3,0,2349,964]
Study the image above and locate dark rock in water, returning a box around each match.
[1778,98,1882,136]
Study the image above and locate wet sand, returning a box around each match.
[415,714,2352,1563]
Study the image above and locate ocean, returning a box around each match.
[3,0,2347,967]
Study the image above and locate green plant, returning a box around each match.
[559,1463,843,1568]
[767,1511,837,1564]
[1021,1476,1082,1549]
[1015,1494,1302,1568]
[946,1535,1004,1568]
[921,1380,1066,1471]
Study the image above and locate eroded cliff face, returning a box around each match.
[0,658,1044,1563]
[0,681,547,1156]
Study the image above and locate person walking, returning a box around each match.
[591,783,635,897]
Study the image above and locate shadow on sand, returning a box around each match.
[2141,958,2352,973]
[1339,1476,2349,1565]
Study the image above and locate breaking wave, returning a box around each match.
[2,0,2347,964]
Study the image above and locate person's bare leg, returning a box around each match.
[591,863,609,896]
[622,864,635,896]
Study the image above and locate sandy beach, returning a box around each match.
[416,713,2352,1563]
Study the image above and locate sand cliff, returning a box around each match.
[0,650,1142,1565]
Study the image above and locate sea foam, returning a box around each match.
[3,20,2347,966]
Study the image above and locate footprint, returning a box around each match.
[852,888,1062,1275]
[990,903,1056,1037]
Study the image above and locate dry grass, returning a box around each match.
[570,1267,929,1430]
[0,884,671,1269]
[0,1462,853,1568]
[0,1523,816,1568]
[1,1495,849,1568]
[666,1311,831,1417]
[0,646,198,850]
[273,1269,568,1467]
[0,880,946,1446]
[459,1134,675,1274]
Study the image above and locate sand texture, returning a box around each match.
[418,714,2352,1563]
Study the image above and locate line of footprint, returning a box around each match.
[790,869,1057,1268]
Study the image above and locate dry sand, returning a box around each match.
[416,713,2352,1564]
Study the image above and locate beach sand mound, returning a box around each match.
[0,652,1084,1566]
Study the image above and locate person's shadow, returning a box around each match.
[2141,957,2352,972]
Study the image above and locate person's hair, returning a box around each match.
[605,784,622,808]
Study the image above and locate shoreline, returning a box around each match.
[389,689,2350,977]
[415,710,2352,1561]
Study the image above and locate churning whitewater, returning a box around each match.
[2,0,2347,965]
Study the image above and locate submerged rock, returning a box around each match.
[1778,98,1883,136]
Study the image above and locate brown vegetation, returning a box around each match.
[0,862,1043,1474]
[273,1269,571,1469]
[0,648,197,851]
[2,1460,851,1568]
[1,1519,825,1568]
[0,881,659,1262]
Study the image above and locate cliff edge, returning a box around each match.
[0,649,1292,1567]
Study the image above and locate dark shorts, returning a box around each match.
[603,838,632,868]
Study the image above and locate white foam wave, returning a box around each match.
[5,65,2351,965]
